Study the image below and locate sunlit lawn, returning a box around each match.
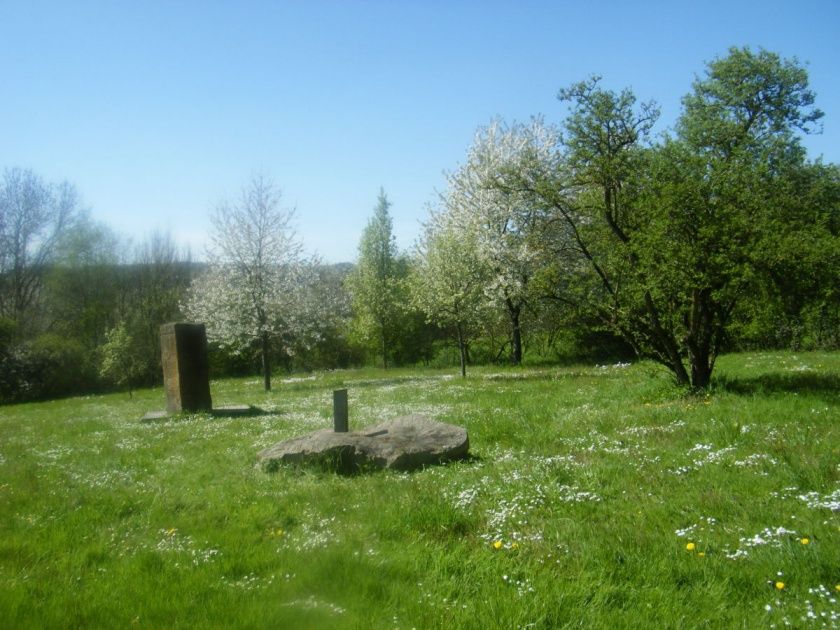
[0,352,838,628]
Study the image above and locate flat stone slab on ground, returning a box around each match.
[140,405,260,422]
[257,414,469,473]
[140,411,169,423]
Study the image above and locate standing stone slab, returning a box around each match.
[160,322,212,413]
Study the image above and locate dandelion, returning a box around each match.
[799,537,809,545]
[835,584,840,592]
[775,582,785,590]
[492,540,503,550]
[697,552,706,557]
[511,542,519,549]
[686,542,696,551]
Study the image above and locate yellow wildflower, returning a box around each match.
[775,581,785,590]
[511,542,519,549]
[697,552,706,557]
[492,540,503,550]
[800,537,810,545]
[685,542,696,551]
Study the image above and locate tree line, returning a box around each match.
[0,169,196,402]
[1,47,837,402]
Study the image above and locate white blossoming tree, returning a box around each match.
[445,119,561,364]
[410,207,491,377]
[184,175,321,391]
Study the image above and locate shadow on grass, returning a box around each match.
[715,371,840,401]
[210,405,270,418]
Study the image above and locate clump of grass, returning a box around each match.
[0,351,838,628]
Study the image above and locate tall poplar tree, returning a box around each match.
[347,189,400,368]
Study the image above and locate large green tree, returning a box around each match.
[635,47,830,387]
[504,47,834,388]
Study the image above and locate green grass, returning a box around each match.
[1,352,838,628]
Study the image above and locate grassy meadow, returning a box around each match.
[0,351,838,628]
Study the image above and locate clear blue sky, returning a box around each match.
[2,0,838,262]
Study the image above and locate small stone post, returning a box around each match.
[160,322,213,413]
[333,389,348,433]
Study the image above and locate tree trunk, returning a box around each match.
[686,288,715,390]
[381,329,388,370]
[261,332,272,391]
[690,354,712,389]
[456,323,467,378]
[643,291,691,386]
[668,357,691,388]
[507,299,523,365]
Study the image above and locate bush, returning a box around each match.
[0,334,99,403]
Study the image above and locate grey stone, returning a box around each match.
[257,414,469,473]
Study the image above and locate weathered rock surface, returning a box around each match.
[257,414,469,473]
